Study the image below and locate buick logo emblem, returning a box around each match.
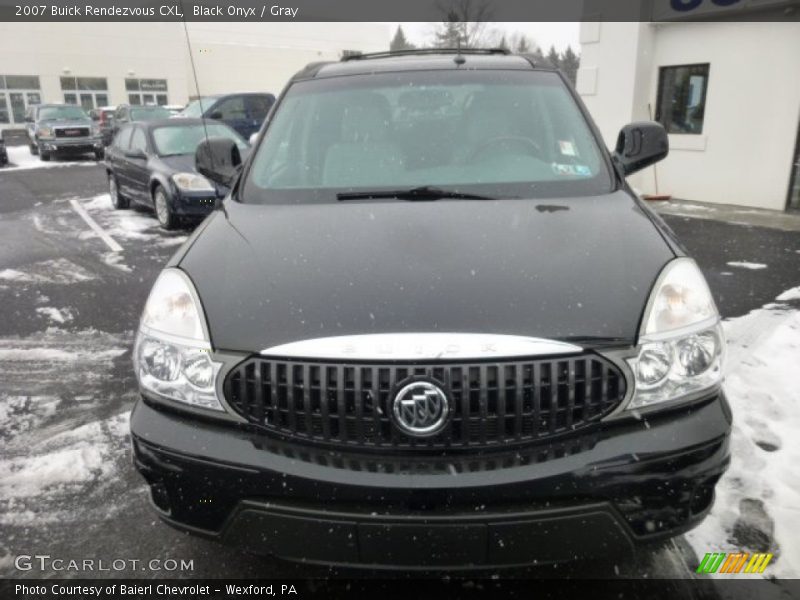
[392,380,449,437]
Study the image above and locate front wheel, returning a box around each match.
[29,141,38,155]
[109,174,129,209]
[153,186,176,230]
[94,148,104,161]
[39,145,51,161]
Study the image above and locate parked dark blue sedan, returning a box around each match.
[104,118,248,229]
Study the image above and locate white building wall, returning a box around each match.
[184,23,390,96]
[578,21,800,211]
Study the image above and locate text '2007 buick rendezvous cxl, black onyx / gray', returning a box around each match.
[130,49,731,569]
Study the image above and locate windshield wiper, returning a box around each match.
[336,185,496,201]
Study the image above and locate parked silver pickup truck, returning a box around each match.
[25,103,104,161]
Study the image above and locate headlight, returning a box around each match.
[626,258,724,410]
[134,269,223,411]
[91,124,101,136]
[38,127,53,138]
[172,172,215,192]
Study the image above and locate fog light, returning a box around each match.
[636,342,672,388]
[675,331,718,376]
[140,339,181,381]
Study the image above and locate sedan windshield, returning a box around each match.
[131,107,171,121]
[151,123,247,156]
[38,106,89,121]
[243,70,612,203]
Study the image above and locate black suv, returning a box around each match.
[130,50,731,569]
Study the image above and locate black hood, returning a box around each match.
[180,191,675,353]
[157,154,197,174]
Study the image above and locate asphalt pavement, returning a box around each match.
[0,155,797,589]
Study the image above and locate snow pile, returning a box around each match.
[35,306,74,324]
[687,295,800,579]
[1,145,99,171]
[81,193,188,247]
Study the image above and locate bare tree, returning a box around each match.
[433,0,495,48]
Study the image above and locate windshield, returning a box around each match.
[180,97,219,118]
[243,70,612,204]
[38,106,89,121]
[151,123,248,156]
[131,107,171,121]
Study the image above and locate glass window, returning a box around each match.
[140,79,168,92]
[243,70,612,204]
[180,97,219,118]
[60,76,77,91]
[130,106,170,121]
[0,77,5,89]
[95,94,109,107]
[246,95,273,121]
[213,96,246,120]
[37,105,89,120]
[77,77,107,91]
[79,94,95,111]
[125,79,140,91]
[64,93,77,105]
[142,94,155,105]
[27,92,41,105]
[130,127,148,152]
[6,75,40,90]
[0,95,9,123]
[152,123,247,156]
[156,94,168,106]
[656,64,710,135]
[115,126,133,150]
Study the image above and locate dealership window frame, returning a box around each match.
[125,78,169,106]
[655,63,710,135]
[0,75,42,125]
[60,76,109,111]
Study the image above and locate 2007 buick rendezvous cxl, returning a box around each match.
[130,49,731,568]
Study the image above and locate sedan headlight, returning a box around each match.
[133,268,223,411]
[172,172,215,192]
[37,126,54,138]
[626,258,724,410]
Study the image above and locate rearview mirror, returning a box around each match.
[195,137,242,187]
[612,121,668,176]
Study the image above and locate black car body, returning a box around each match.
[177,92,275,139]
[0,130,7,166]
[24,103,103,161]
[130,51,731,569]
[104,118,247,229]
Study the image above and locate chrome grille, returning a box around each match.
[224,355,626,450]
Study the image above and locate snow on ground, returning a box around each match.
[0,257,96,285]
[1,144,99,171]
[726,261,768,270]
[687,291,800,579]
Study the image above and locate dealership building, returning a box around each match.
[0,22,388,126]
[578,15,800,212]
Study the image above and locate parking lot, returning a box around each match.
[0,142,798,590]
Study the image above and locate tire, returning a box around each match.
[94,148,104,161]
[39,145,51,161]
[153,185,176,230]
[108,174,129,209]
[30,142,38,156]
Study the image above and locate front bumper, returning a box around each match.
[172,191,218,217]
[131,392,731,569]
[39,137,103,153]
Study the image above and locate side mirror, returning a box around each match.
[612,121,668,176]
[195,137,242,187]
[208,111,223,121]
[125,149,146,160]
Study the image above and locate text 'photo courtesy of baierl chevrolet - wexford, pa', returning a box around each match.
[0,1,799,599]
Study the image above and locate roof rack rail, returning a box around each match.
[341,48,511,62]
